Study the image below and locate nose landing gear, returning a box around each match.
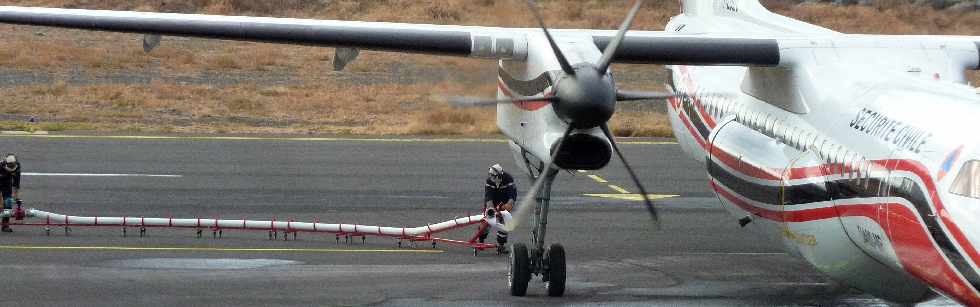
[508,169,567,297]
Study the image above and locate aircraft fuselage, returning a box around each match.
[668,46,980,304]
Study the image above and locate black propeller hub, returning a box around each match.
[552,65,617,129]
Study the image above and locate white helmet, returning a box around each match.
[4,154,15,164]
[488,163,504,176]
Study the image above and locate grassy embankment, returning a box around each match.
[0,0,978,136]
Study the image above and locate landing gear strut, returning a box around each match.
[508,169,566,297]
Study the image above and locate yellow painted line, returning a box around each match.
[618,141,678,145]
[583,194,679,201]
[607,184,630,194]
[0,134,678,145]
[587,174,608,183]
[0,245,444,253]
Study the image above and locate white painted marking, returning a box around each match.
[0,131,48,135]
[678,252,787,256]
[584,193,679,201]
[385,195,450,199]
[24,172,182,178]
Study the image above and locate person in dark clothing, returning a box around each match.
[479,163,517,253]
[0,154,20,232]
[484,163,516,211]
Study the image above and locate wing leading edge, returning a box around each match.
[0,6,781,66]
[0,6,527,59]
[593,35,780,66]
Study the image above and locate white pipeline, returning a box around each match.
[5,209,486,238]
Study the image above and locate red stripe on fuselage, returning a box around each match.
[497,79,551,111]
[677,66,717,128]
[676,106,706,149]
[709,145,781,181]
[714,153,980,273]
[713,180,980,305]
[883,201,980,305]
[711,180,837,222]
[890,160,980,270]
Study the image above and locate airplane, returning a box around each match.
[1,0,979,304]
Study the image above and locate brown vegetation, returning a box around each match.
[0,79,502,135]
[1,0,979,136]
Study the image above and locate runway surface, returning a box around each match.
[0,134,957,306]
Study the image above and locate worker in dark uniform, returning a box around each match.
[481,163,517,253]
[0,154,20,232]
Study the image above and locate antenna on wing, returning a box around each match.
[142,34,161,53]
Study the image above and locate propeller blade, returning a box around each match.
[600,123,661,229]
[502,125,575,232]
[525,0,576,75]
[596,0,643,73]
[616,90,687,101]
[448,95,557,108]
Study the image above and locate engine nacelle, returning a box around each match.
[552,133,611,170]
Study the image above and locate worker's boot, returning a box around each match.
[496,244,509,255]
[1,217,11,232]
[496,232,508,254]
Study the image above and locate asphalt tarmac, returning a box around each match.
[0,134,958,306]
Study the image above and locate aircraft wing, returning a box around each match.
[0,6,781,66]
[592,31,780,66]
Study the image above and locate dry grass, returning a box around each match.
[0,79,500,135]
[775,2,980,35]
[609,112,672,138]
[3,1,980,136]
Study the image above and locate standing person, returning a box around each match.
[0,154,20,232]
[483,163,517,253]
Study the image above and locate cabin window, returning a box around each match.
[951,160,980,199]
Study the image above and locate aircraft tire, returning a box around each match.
[509,242,531,296]
[545,244,566,297]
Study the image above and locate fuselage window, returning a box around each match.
[951,160,980,199]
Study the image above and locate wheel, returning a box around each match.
[509,242,531,296]
[545,244,566,297]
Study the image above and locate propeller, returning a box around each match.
[502,125,575,232]
[497,0,663,232]
[616,90,688,102]
[600,123,660,229]
[597,0,643,73]
[448,95,557,108]
[448,91,683,107]
[525,0,575,75]
[447,0,649,129]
